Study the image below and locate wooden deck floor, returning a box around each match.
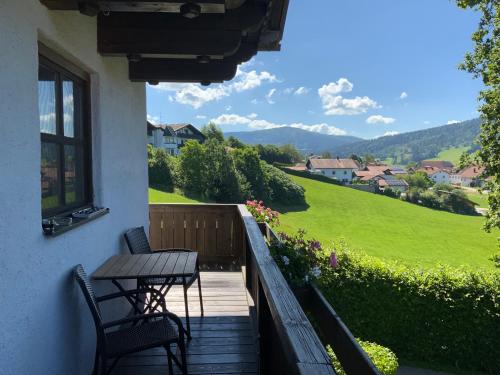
[112,271,258,375]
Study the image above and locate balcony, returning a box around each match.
[111,203,380,375]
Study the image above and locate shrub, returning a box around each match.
[263,163,306,205]
[177,140,206,194]
[279,167,343,186]
[327,340,399,375]
[232,147,269,200]
[147,144,176,191]
[318,244,500,373]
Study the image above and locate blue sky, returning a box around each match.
[146,0,482,139]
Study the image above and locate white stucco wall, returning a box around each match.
[430,171,450,184]
[311,168,355,182]
[0,2,148,374]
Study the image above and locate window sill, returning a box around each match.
[43,207,109,237]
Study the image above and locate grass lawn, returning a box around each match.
[275,176,498,270]
[430,146,470,165]
[464,190,489,208]
[149,188,210,203]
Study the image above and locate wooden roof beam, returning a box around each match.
[129,59,238,83]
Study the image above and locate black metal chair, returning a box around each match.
[124,226,204,339]
[74,264,188,375]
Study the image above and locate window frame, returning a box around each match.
[39,52,93,219]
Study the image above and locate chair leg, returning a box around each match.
[166,345,174,375]
[183,283,191,339]
[197,272,204,317]
[178,337,188,375]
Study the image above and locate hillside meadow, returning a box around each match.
[149,175,499,270]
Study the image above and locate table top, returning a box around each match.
[92,251,198,280]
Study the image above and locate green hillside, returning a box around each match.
[275,176,497,270]
[336,119,480,164]
[149,182,498,270]
[430,146,470,165]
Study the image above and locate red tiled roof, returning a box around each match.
[287,164,307,171]
[458,165,485,178]
[308,158,359,169]
[419,160,454,170]
[416,166,448,176]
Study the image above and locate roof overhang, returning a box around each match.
[40,0,289,84]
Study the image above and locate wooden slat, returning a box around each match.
[163,208,175,249]
[149,207,163,249]
[173,207,185,248]
[150,252,171,276]
[172,252,189,276]
[92,255,120,279]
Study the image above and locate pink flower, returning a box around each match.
[330,252,338,269]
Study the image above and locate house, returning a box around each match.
[355,164,393,182]
[450,165,486,187]
[147,122,205,155]
[306,157,360,183]
[373,175,409,193]
[417,166,451,184]
[1,1,294,374]
[419,160,454,170]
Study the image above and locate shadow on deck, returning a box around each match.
[112,271,258,375]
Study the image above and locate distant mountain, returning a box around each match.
[225,119,481,164]
[225,127,362,155]
[335,119,481,164]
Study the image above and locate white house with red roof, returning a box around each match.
[417,166,451,184]
[306,157,360,183]
[450,165,486,187]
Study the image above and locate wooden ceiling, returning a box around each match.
[40,0,289,84]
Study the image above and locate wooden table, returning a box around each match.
[92,252,198,281]
[92,251,199,337]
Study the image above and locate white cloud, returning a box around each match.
[232,68,277,92]
[399,91,408,99]
[266,88,277,104]
[147,114,160,124]
[289,123,346,136]
[447,120,460,124]
[376,131,399,138]
[294,87,309,95]
[225,105,232,111]
[251,98,259,104]
[424,120,430,125]
[319,78,354,96]
[318,78,378,116]
[211,113,347,135]
[196,115,207,119]
[149,64,277,109]
[284,87,294,94]
[247,113,258,119]
[366,115,396,124]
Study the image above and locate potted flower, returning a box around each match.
[245,200,280,232]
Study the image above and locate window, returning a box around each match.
[39,54,92,218]
[344,170,347,175]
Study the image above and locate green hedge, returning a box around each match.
[277,167,343,185]
[318,245,500,373]
[327,340,399,375]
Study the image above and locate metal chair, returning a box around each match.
[74,265,188,375]
[124,226,204,338]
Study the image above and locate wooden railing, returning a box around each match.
[149,204,245,267]
[149,203,335,375]
[261,223,381,375]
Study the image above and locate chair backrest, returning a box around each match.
[74,264,102,329]
[124,226,152,254]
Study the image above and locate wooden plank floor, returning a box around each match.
[112,271,258,375]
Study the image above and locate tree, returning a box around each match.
[232,147,269,200]
[147,144,175,192]
[456,0,499,264]
[350,154,363,164]
[177,140,206,195]
[363,154,376,163]
[321,151,333,159]
[226,136,245,149]
[401,171,433,189]
[204,139,241,202]
[201,122,225,143]
[280,144,303,163]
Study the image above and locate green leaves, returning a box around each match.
[319,245,500,373]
